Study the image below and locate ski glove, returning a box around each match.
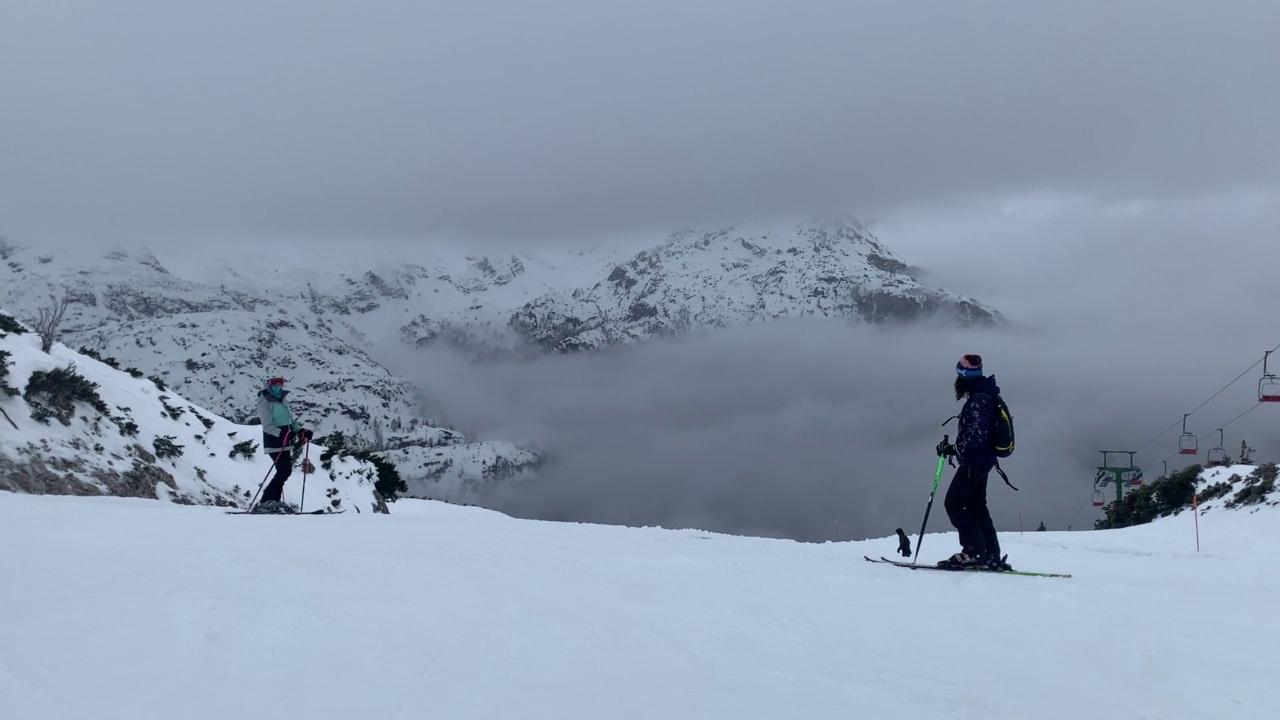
[300,428,313,441]
[936,440,957,458]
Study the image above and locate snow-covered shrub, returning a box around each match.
[24,364,109,425]
[158,395,185,421]
[229,440,258,460]
[1226,464,1278,509]
[153,435,184,460]
[0,349,19,396]
[0,313,27,336]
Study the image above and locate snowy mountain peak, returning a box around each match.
[509,218,999,352]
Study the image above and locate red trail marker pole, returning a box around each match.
[1193,493,1200,551]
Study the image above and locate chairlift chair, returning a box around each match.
[1179,414,1198,455]
[1091,488,1105,507]
[1206,448,1228,467]
[1127,469,1144,487]
[1179,433,1198,455]
[1206,429,1227,467]
[1260,351,1280,403]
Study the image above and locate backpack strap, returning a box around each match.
[995,459,1019,491]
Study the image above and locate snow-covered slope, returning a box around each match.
[0,312,383,513]
[0,243,544,498]
[0,460,1275,720]
[1193,462,1278,514]
[378,439,542,503]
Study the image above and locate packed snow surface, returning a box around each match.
[0,488,1273,719]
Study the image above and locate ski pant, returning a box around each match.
[261,449,293,503]
[944,463,1000,560]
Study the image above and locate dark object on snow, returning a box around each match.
[895,528,912,557]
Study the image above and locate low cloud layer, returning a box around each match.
[2,1,1277,245]
[393,316,1275,545]
[379,192,1280,544]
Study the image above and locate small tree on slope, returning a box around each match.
[32,292,71,353]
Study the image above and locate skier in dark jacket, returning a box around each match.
[254,376,313,513]
[937,354,1011,571]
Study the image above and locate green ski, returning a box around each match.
[864,555,1072,579]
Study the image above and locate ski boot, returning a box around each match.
[249,500,298,515]
[937,551,986,569]
[984,553,1013,572]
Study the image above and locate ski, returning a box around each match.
[864,555,1072,578]
[225,508,346,516]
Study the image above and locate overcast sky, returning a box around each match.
[4,1,1279,545]
[2,0,1277,245]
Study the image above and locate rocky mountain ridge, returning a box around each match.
[0,219,996,501]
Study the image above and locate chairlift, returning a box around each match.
[1260,350,1280,403]
[1179,414,1198,455]
[1206,429,1228,467]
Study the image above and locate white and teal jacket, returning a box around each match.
[257,389,302,454]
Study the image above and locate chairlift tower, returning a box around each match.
[1096,450,1140,504]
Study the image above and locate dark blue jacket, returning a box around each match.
[956,376,1001,467]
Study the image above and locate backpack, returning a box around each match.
[973,391,1018,491]
[987,393,1015,458]
[977,389,1018,489]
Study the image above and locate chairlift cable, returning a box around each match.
[1131,340,1280,458]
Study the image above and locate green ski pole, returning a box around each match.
[912,434,952,565]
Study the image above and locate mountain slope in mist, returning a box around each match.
[0,244,543,500]
[0,219,995,501]
[0,311,382,512]
[509,220,1000,352]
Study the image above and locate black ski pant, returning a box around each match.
[261,449,293,503]
[944,463,1000,560]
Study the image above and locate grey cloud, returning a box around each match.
[2,1,1277,245]
[388,313,1278,545]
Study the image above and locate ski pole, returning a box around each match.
[912,434,951,565]
[246,457,275,510]
[299,439,311,514]
[246,429,291,510]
